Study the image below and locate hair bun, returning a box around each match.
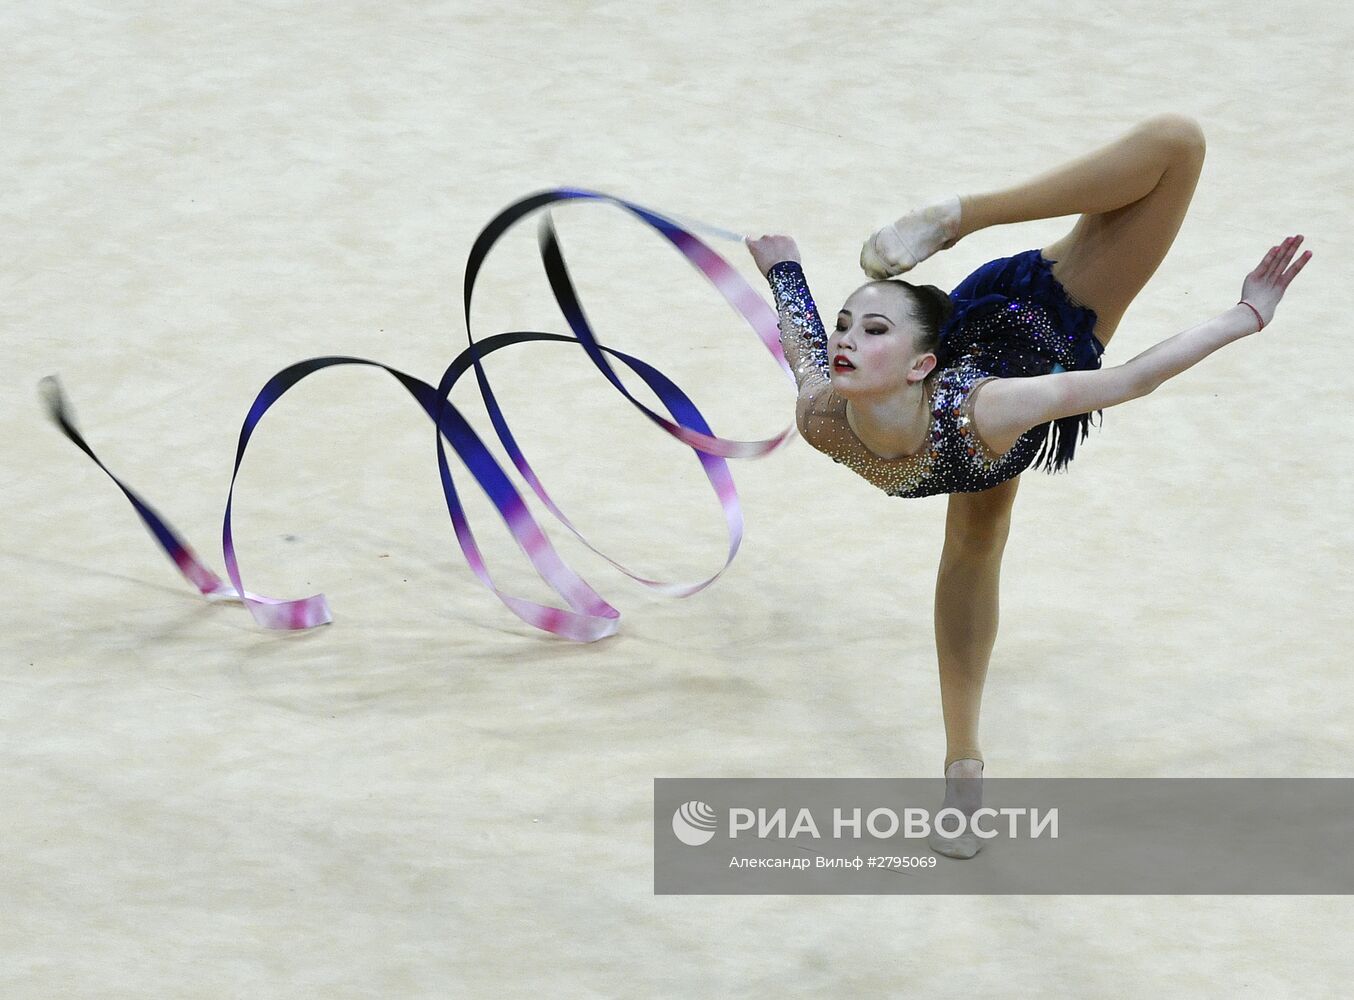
[916,283,956,328]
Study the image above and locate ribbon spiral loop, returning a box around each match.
[43,187,799,641]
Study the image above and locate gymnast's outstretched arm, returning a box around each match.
[743,234,852,445]
[742,235,827,387]
[972,236,1312,454]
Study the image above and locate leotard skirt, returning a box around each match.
[937,248,1105,473]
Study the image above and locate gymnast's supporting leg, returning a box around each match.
[934,518,1008,774]
[929,477,1018,858]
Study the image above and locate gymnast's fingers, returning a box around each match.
[1259,240,1291,281]
[1275,235,1304,276]
[1280,247,1313,288]
[1276,234,1302,272]
[1257,242,1283,280]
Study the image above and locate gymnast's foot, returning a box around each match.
[927,757,984,860]
[860,195,964,279]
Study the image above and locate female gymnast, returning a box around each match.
[744,113,1310,858]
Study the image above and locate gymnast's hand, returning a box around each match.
[745,234,801,278]
[1240,234,1312,330]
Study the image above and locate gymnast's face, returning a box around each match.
[828,283,934,397]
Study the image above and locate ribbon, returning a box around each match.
[42,188,800,641]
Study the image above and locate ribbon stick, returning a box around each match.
[42,188,800,640]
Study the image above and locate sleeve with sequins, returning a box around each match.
[763,257,862,465]
[766,260,831,393]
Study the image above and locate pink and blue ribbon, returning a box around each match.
[42,188,798,641]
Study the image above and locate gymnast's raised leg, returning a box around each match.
[960,112,1207,347]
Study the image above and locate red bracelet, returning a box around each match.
[1238,300,1264,332]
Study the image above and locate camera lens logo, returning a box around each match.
[672,800,718,846]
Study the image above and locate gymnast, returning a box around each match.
[744,113,1310,858]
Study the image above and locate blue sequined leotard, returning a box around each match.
[767,249,1105,498]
